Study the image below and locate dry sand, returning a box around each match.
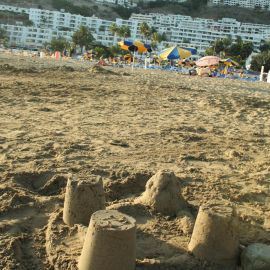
[0,54,269,270]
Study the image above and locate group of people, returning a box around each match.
[8,47,253,81]
[193,66,246,79]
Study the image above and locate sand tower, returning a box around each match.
[136,170,186,216]
[188,204,239,268]
[63,175,105,226]
[78,209,136,270]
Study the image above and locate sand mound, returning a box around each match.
[89,65,118,75]
[51,66,76,72]
[135,170,187,216]
[0,64,38,73]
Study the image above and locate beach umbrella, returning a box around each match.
[158,46,197,60]
[118,40,152,71]
[196,56,220,67]
[118,40,152,53]
[220,58,239,67]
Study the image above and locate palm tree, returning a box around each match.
[72,26,95,51]
[139,22,151,42]
[151,31,162,49]
[118,25,131,40]
[109,23,119,37]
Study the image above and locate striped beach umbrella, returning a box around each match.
[118,40,152,53]
[158,46,197,60]
[118,40,152,71]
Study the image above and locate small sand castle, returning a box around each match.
[135,170,187,216]
[57,172,242,270]
[188,203,239,268]
[78,209,136,270]
[63,175,105,226]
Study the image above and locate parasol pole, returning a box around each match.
[132,50,136,72]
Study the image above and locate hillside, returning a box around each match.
[1,0,270,24]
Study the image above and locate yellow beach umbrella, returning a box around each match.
[118,40,152,53]
[158,46,196,60]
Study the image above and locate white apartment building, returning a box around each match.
[209,0,270,10]
[1,4,270,54]
[0,23,74,49]
[28,8,117,47]
[129,13,269,52]
[0,4,29,14]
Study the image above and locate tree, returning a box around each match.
[205,47,215,56]
[240,42,253,59]
[151,26,157,34]
[49,37,70,52]
[94,46,106,58]
[72,26,94,50]
[251,51,270,72]
[0,27,8,46]
[212,39,226,54]
[205,36,254,64]
[139,22,151,41]
[185,0,208,11]
[109,23,119,36]
[228,36,242,56]
[151,31,163,49]
[94,45,111,58]
[260,40,270,52]
[118,25,131,40]
[161,32,167,42]
[209,37,232,55]
[112,6,133,20]
[110,44,123,55]
[222,36,232,52]
[109,24,130,41]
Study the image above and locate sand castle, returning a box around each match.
[78,210,136,270]
[63,175,106,226]
[135,170,187,216]
[188,204,239,268]
[61,171,242,270]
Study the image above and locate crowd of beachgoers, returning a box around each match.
[0,47,262,82]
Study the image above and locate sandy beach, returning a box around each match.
[0,54,269,270]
